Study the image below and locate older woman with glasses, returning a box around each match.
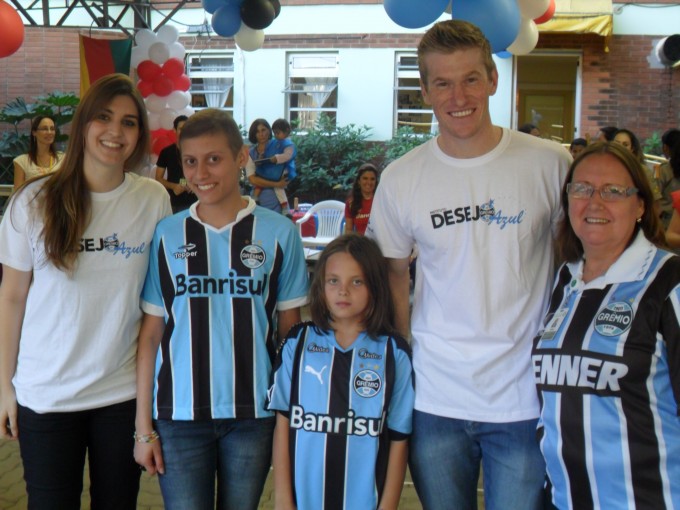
[13,115,65,188]
[532,142,680,509]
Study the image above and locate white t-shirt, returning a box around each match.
[368,130,571,422]
[13,152,65,180]
[0,172,171,413]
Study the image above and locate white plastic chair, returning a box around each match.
[295,200,345,248]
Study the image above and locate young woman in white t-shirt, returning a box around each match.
[0,74,171,509]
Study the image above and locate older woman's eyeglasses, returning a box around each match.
[566,182,638,202]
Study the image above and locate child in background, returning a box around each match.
[134,109,309,510]
[252,118,297,216]
[569,137,587,159]
[268,234,415,510]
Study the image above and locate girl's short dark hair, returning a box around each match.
[179,108,243,157]
[248,118,272,145]
[309,234,396,339]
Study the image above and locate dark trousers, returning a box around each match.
[18,399,140,510]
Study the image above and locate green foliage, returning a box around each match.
[384,126,433,165]
[643,131,663,157]
[287,114,383,203]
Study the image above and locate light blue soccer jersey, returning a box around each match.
[268,323,415,510]
[533,238,680,509]
[142,202,309,420]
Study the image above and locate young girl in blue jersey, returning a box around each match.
[268,234,415,510]
[134,109,309,510]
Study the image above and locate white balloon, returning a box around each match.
[168,90,190,110]
[148,112,161,131]
[160,108,179,130]
[156,25,179,44]
[517,0,550,20]
[444,1,451,14]
[168,41,186,61]
[145,94,167,114]
[235,25,265,52]
[178,106,196,117]
[149,42,170,65]
[131,46,148,68]
[135,28,157,47]
[508,18,539,56]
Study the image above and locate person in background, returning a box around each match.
[268,234,414,510]
[345,163,379,235]
[0,73,171,509]
[519,123,541,137]
[367,20,571,510]
[569,137,587,159]
[614,128,662,216]
[13,115,64,188]
[597,125,618,142]
[155,115,197,213]
[663,140,680,248]
[134,109,308,510]
[654,128,680,228]
[247,118,287,213]
[533,141,680,509]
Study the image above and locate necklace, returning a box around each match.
[37,154,54,169]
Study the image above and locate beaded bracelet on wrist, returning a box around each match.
[133,430,159,444]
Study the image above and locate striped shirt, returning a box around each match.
[533,233,680,509]
[268,323,415,510]
[142,199,308,420]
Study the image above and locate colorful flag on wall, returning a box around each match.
[79,35,133,96]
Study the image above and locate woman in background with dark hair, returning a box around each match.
[0,73,171,509]
[345,163,379,235]
[13,115,64,188]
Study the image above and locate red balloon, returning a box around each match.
[137,60,162,82]
[534,0,556,24]
[153,75,174,97]
[172,74,191,92]
[152,135,172,155]
[162,58,185,79]
[0,1,25,58]
[137,79,154,97]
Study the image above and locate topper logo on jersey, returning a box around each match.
[307,343,330,353]
[173,243,197,259]
[240,244,266,269]
[430,199,525,231]
[358,348,382,360]
[532,353,629,393]
[175,272,268,296]
[290,405,385,437]
[79,233,146,259]
[594,302,633,336]
[353,370,382,398]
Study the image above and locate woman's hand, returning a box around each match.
[134,439,165,476]
[0,388,18,440]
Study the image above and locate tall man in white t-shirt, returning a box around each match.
[367,20,571,510]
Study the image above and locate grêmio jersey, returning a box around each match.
[141,199,309,421]
[267,323,415,510]
[533,234,680,509]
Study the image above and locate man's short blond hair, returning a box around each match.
[418,20,496,86]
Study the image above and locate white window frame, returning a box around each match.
[186,51,235,113]
[394,52,436,135]
[284,52,339,129]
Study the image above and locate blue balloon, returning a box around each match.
[202,0,225,14]
[211,4,242,37]
[451,0,521,53]
[496,50,512,59]
[384,0,449,29]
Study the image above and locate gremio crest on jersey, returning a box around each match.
[595,302,633,337]
[240,244,266,269]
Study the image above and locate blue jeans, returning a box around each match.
[18,400,140,510]
[409,411,546,510]
[156,417,275,510]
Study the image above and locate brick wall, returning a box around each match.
[1,26,678,142]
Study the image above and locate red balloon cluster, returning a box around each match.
[0,0,25,58]
[151,128,177,156]
[137,58,190,99]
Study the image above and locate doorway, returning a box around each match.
[515,54,581,144]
